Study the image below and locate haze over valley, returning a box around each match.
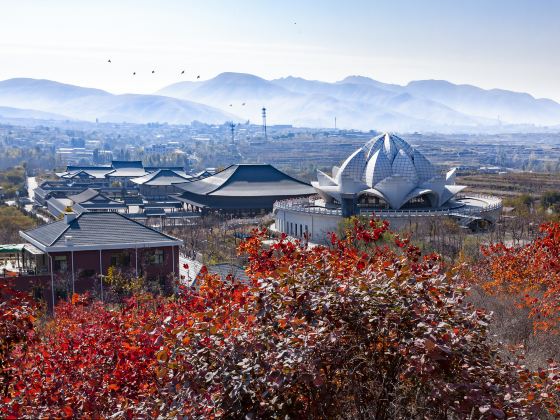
[1,72,559,132]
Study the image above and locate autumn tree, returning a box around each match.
[471,222,560,333]
[1,218,560,418]
[0,280,39,396]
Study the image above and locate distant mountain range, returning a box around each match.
[157,72,560,131]
[0,105,70,121]
[0,78,235,124]
[0,73,559,131]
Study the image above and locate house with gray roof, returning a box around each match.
[17,211,183,297]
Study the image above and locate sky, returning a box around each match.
[0,0,559,100]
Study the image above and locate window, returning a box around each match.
[54,255,67,272]
[110,252,130,267]
[146,249,164,265]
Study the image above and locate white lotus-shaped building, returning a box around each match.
[312,133,466,210]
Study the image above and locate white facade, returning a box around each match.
[273,133,502,244]
[312,133,466,210]
[274,206,342,242]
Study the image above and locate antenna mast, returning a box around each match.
[230,122,235,145]
[261,107,267,142]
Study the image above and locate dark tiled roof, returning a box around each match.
[145,166,184,172]
[60,168,115,180]
[108,168,148,178]
[144,200,182,209]
[66,165,112,171]
[175,164,314,197]
[64,170,94,179]
[68,188,100,204]
[22,212,181,248]
[22,217,71,246]
[111,160,143,169]
[124,196,144,205]
[131,169,192,186]
[144,208,166,216]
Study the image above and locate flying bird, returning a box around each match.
[107,59,111,63]
[196,75,200,79]
[229,104,232,107]
[242,102,246,106]
[133,72,136,76]
[152,70,155,74]
[181,70,185,74]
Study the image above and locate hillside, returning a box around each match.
[0,105,71,121]
[0,78,236,124]
[157,72,560,130]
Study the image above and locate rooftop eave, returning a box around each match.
[19,230,183,253]
[42,240,183,253]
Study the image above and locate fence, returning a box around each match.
[274,194,502,219]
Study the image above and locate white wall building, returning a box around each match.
[274,133,502,243]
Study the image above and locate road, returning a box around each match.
[25,176,37,212]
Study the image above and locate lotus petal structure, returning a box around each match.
[312,133,466,209]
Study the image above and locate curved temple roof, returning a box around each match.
[131,169,192,186]
[175,164,315,198]
[312,132,466,209]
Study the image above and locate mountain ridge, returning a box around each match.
[0,74,559,131]
[0,78,237,124]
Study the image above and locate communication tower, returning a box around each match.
[261,107,267,141]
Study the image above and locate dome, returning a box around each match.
[311,133,466,209]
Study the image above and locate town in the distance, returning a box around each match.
[2,91,559,294]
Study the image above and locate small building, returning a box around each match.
[130,169,192,200]
[12,211,183,299]
[69,188,128,214]
[173,164,315,215]
[46,188,128,217]
[107,161,148,180]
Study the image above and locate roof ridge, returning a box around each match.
[268,164,311,186]
[48,215,76,246]
[195,164,235,194]
[111,211,182,242]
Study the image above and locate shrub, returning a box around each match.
[1,218,559,418]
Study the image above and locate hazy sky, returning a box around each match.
[1,0,559,100]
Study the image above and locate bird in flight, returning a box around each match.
[133,72,136,76]
[196,75,200,79]
[242,102,246,106]
[181,70,185,74]
[229,104,232,107]
[107,59,111,63]
[152,70,155,74]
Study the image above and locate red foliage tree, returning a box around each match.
[1,218,559,418]
[1,294,168,418]
[0,280,39,395]
[474,222,560,332]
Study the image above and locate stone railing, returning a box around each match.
[274,194,502,219]
[274,197,342,216]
